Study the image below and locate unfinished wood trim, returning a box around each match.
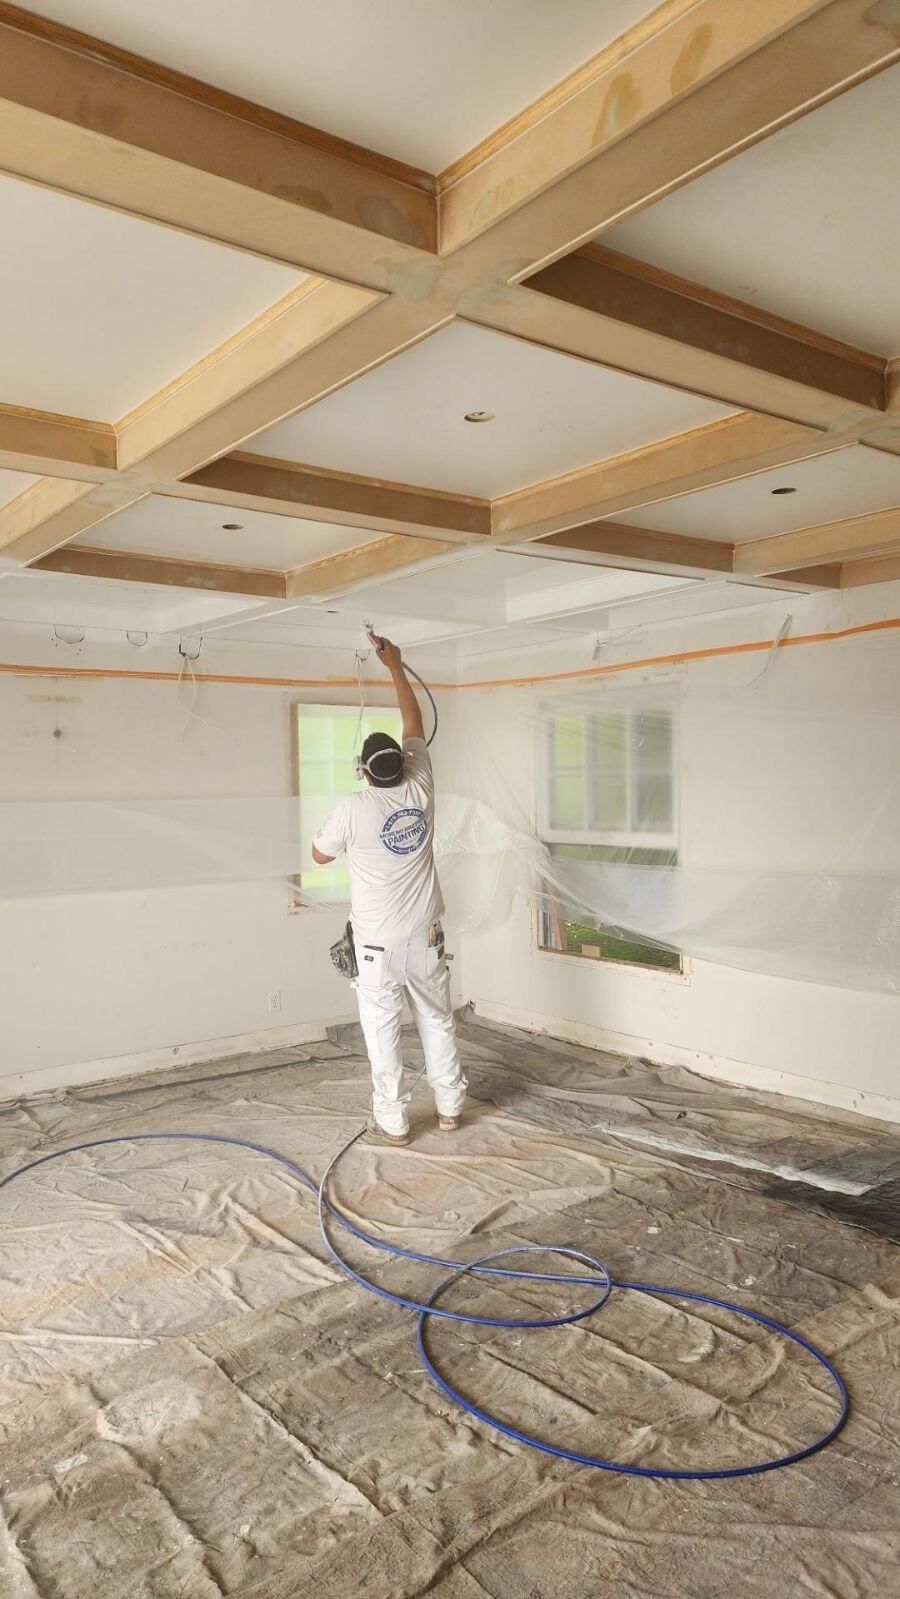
[0,478,115,563]
[177,453,492,541]
[493,414,838,540]
[0,403,117,477]
[6,0,898,597]
[539,520,734,578]
[734,506,900,575]
[437,0,703,192]
[114,280,322,435]
[0,2,436,197]
[439,0,900,255]
[841,553,900,588]
[579,245,886,370]
[285,534,458,598]
[33,545,286,598]
[740,564,842,590]
[517,250,885,422]
[0,8,437,281]
[115,278,379,469]
[0,279,393,562]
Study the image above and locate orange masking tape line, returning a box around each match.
[0,615,897,691]
[456,614,900,689]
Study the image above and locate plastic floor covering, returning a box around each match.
[0,1011,897,1598]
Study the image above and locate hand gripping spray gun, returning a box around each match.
[360,620,439,750]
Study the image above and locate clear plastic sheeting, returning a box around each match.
[0,798,307,898]
[439,622,900,992]
[1,620,898,991]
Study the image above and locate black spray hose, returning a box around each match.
[404,661,438,747]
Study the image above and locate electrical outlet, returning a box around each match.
[268,990,282,1013]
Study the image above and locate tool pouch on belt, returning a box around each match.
[329,921,358,981]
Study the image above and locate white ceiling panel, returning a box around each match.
[0,176,303,419]
[603,65,900,357]
[19,0,658,171]
[615,446,900,544]
[0,468,38,508]
[83,495,386,571]
[252,323,736,497]
[0,567,261,632]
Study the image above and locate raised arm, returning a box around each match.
[368,633,425,743]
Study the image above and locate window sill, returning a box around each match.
[531,938,692,984]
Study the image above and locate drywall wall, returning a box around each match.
[0,623,456,1095]
[453,579,900,1119]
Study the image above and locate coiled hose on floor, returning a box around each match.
[0,1120,848,1480]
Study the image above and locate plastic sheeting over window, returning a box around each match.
[0,620,897,992]
[435,622,900,993]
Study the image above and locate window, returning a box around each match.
[541,710,676,848]
[294,704,402,900]
[537,705,681,972]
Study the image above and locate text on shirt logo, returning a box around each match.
[380,808,428,856]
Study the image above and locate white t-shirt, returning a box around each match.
[313,738,444,946]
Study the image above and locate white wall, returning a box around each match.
[0,622,455,1096]
[3,581,898,1118]
[454,580,900,1120]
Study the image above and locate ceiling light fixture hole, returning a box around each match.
[770,486,797,496]
[464,411,495,424]
[222,522,244,530]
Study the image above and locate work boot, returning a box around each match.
[364,1117,411,1148]
[438,1114,461,1132]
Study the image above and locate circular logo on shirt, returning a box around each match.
[380,807,427,856]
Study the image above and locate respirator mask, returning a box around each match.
[355,746,405,783]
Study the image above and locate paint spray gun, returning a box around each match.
[362,620,384,656]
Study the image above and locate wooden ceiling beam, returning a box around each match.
[175,453,490,541]
[285,535,459,599]
[33,545,286,598]
[734,506,900,575]
[0,403,117,478]
[0,2,436,284]
[0,277,398,563]
[841,553,900,588]
[740,564,842,591]
[492,414,843,542]
[4,0,899,593]
[505,246,885,429]
[442,0,900,262]
[535,518,841,590]
[538,519,733,578]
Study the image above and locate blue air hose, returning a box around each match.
[0,1126,848,1479]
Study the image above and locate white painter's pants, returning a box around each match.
[353,929,466,1136]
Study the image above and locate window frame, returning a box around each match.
[534,693,682,973]
[290,699,403,903]
[532,906,691,981]
[537,701,679,851]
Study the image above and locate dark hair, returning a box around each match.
[360,732,404,788]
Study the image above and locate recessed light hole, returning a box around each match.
[770,486,796,496]
[464,411,495,424]
[222,521,244,530]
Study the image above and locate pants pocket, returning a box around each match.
[355,946,387,989]
[424,943,446,981]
